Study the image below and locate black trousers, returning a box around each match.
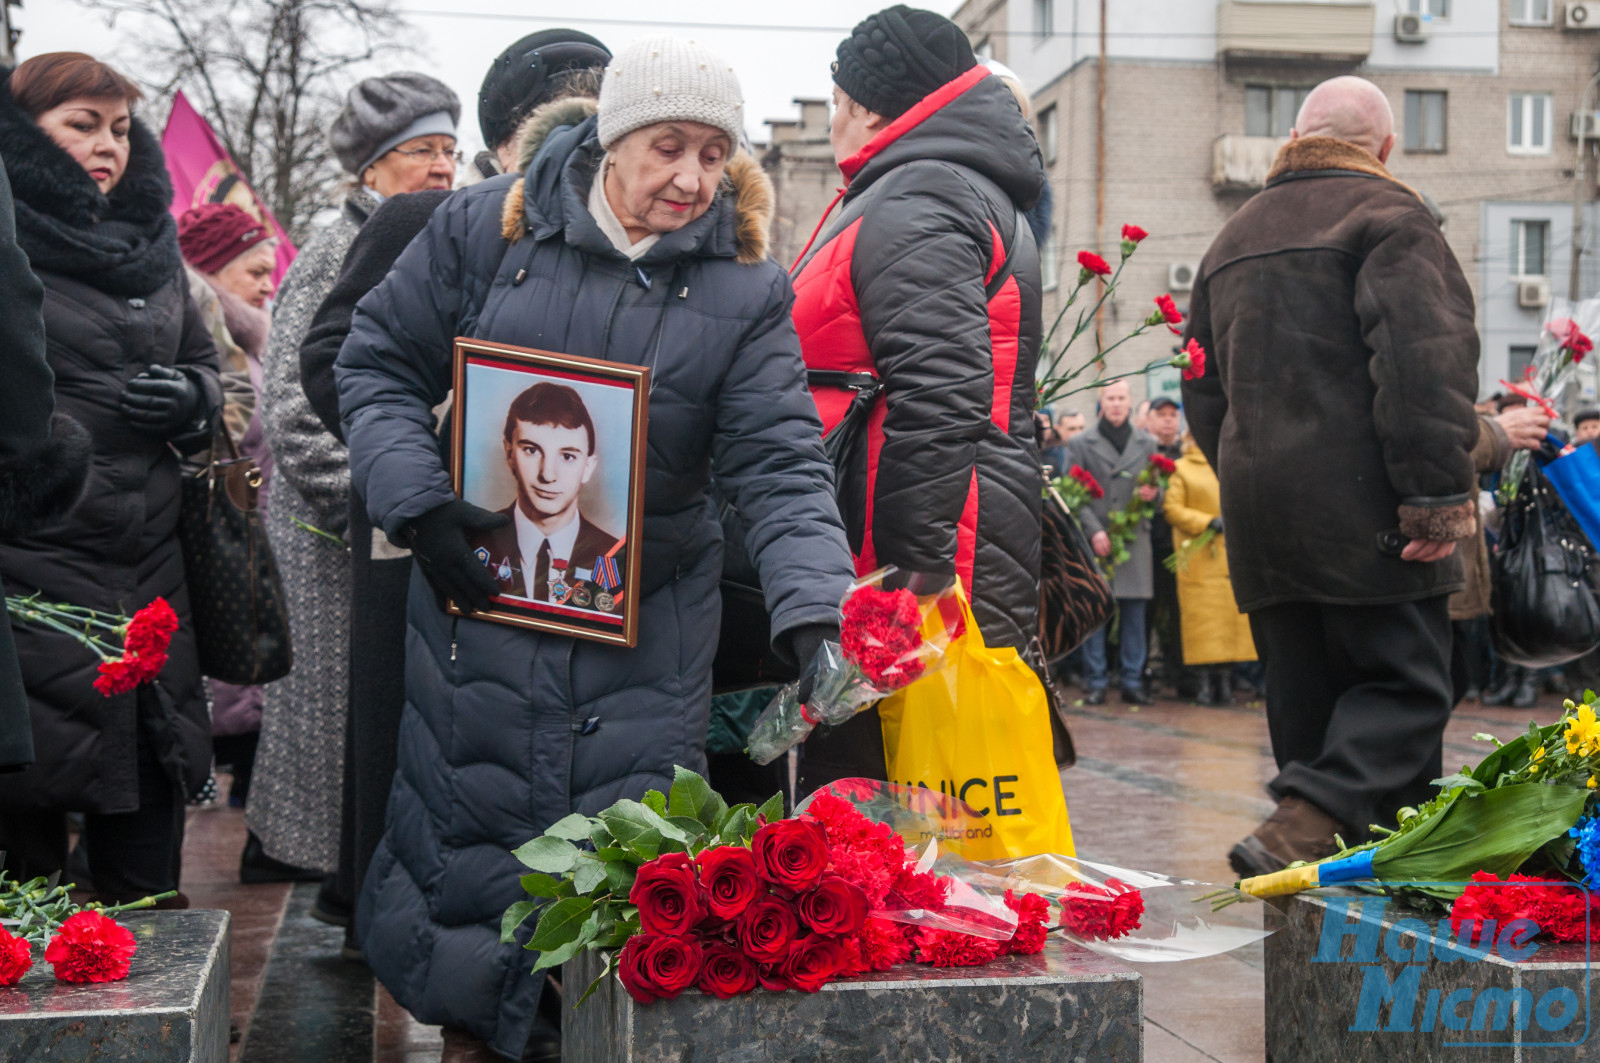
[795,706,886,800]
[0,687,184,898]
[1248,596,1453,841]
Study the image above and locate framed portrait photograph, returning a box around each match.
[449,338,649,647]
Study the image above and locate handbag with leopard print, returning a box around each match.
[1039,484,1115,660]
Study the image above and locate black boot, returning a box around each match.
[1216,667,1234,705]
[1481,669,1520,707]
[1513,672,1539,709]
[1194,670,1217,706]
[240,832,323,885]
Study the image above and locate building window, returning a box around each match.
[1512,220,1550,277]
[1033,0,1053,38]
[1508,93,1553,154]
[1404,0,1449,16]
[1037,105,1058,163]
[1404,90,1447,153]
[1245,85,1308,137]
[1040,225,1059,291]
[1510,345,1537,381]
[1510,0,1553,24]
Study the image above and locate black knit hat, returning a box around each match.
[477,29,611,151]
[833,5,977,121]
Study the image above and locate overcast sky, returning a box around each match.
[16,1,964,157]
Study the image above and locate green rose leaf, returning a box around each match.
[501,900,537,944]
[756,792,784,825]
[527,895,595,953]
[642,789,668,816]
[512,836,580,874]
[545,814,594,842]
[519,872,568,899]
[604,860,637,897]
[600,799,692,861]
[669,766,728,828]
[716,806,752,847]
[531,908,603,972]
[571,853,610,896]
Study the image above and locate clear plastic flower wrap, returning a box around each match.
[745,567,964,765]
[800,780,1283,962]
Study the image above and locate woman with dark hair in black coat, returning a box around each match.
[0,53,221,905]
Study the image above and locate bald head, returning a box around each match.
[1293,76,1396,162]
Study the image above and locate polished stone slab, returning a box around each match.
[0,908,230,1062]
[1265,889,1595,1063]
[565,935,1143,1063]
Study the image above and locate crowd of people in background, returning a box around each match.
[0,7,1597,1062]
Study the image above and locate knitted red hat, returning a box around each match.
[177,203,274,275]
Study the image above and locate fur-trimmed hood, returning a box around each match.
[499,109,773,266]
[1265,135,1424,204]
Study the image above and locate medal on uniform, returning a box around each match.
[474,547,490,566]
[595,591,615,613]
[550,559,570,602]
[572,583,593,608]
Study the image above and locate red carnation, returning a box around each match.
[93,657,143,697]
[1121,224,1148,245]
[1179,338,1207,381]
[1058,879,1144,941]
[1004,890,1051,956]
[913,926,1004,967]
[799,875,869,937]
[698,846,762,921]
[697,940,758,999]
[44,910,137,983]
[615,933,703,1005]
[752,817,830,891]
[1549,317,1594,363]
[850,916,915,972]
[124,598,178,658]
[0,926,31,985]
[1068,465,1105,500]
[630,852,707,937]
[840,585,927,688]
[1077,250,1112,279]
[887,865,950,911]
[1149,454,1177,476]
[781,935,847,992]
[736,895,800,962]
[1151,293,1183,335]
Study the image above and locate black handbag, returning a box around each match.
[1490,460,1600,669]
[177,429,293,684]
[1039,484,1116,660]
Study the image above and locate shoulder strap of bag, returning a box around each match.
[984,206,1027,302]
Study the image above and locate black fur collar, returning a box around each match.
[0,68,180,295]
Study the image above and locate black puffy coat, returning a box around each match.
[791,67,1046,650]
[0,80,221,811]
[337,117,855,1054]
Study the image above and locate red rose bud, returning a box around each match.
[1149,454,1177,476]
[1119,224,1148,258]
[630,852,707,937]
[0,926,31,986]
[698,845,762,920]
[751,817,830,891]
[1076,250,1112,282]
[735,895,800,962]
[799,875,869,936]
[617,933,703,1005]
[44,910,137,983]
[696,940,758,999]
[781,935,846,992]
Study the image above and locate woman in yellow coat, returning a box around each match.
[1163,434,1256,705]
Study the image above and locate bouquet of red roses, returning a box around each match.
[744,568,964,766]
[503,769,1052,1007]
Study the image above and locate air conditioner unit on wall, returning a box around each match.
[1168,262,1198,293]
[1518,278,1552,308]
[1394,13,1431,43]
[1574,112,1600,138]
[1567,2,1600,29]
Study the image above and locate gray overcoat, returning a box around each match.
[1062,425,1160,600]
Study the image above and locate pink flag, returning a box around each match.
[161,91,297,284]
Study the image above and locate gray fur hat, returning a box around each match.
[329,72,461,176]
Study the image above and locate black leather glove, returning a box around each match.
[120,364,203,438]
[783,622,840,704]
[1208,517,1224,535]
[400,499,511,614]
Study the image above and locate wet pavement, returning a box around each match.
[184,685,1573,1062]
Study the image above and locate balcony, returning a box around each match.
[1212,134,1288,192]
[1216,0,1375,62]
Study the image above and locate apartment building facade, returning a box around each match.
[943,0,1600,405]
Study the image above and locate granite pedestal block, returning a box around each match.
[564,936,1142,1063]
[1266,890,1594,1063]
[0,908,230,1062]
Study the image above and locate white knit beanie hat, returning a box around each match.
[597,37,745,150]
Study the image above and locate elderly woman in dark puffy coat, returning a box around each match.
[0,53,222,905]
[337,37,855,1059]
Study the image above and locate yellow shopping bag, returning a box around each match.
[877,591,1075,860]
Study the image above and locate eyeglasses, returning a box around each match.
[389,145,463,165]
